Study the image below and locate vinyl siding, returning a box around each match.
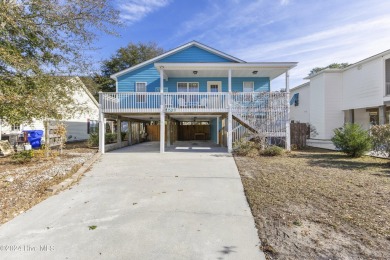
[165,77,269,92]
[341,57,384,110]
[324,73,344,139]
[290,84,310,123]
[117,45,247,92]
[309,74,326,139]
[119,72,269,92]
[354,108,371,131]
[160,46,236,63]
[118,64,160,92]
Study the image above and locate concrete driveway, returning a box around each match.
[0,143,265,260]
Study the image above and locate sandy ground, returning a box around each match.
[235,148,390,260]
[0,143,96,225]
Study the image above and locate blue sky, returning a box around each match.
[93,0,390,90]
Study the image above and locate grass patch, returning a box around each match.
[235,147,390,259]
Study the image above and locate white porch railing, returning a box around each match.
[100,92,161,113]
[164,93,228,112]
[100,92,229,113]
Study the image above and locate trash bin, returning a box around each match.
[23,130,44,149]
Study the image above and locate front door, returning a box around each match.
[207,81,222,92]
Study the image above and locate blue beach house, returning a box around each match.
[99,41,297,153]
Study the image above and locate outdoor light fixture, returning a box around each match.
[193,71,198,75]
[252,71,258,75]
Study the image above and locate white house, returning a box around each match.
[290,49,390,149]
[0,77,99,142]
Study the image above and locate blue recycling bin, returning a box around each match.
[24,130,44,149]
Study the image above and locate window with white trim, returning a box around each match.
[11,124,20,131]
[136,82,147,103]
[177,82,199,92]
[243,81,254,92]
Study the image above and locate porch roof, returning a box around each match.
[154,62,297,80]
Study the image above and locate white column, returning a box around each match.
[227,69,233,153]
[160,113,165,153]
[285,71,291,151]
[160,67,165,153]
[98,106,105,154]
[160,67,164,93]
[228,69,232,92]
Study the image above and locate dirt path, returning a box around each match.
[235,148,390,260]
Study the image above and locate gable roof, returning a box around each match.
[291,82,309,91]
[71,77,99,107]
[305,48,390,79]
[110,41,245,79]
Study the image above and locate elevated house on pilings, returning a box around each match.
[98,41,297,153]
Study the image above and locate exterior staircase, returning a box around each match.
[231,92,288,145]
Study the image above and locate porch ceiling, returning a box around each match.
[155,62,297,80]
[170,114,221,121]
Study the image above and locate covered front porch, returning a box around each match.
[344,105,390,130]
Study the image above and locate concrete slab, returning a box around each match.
[0,145,265,260]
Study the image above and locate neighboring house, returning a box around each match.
[290,82,310,124]
[0,77,99,142]
[99,41,297,153]
[290,49,390,149]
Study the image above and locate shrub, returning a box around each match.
[87,132,119,147]
[260,145,284,156]
[233,139,258,157]
[87,133,99,147]
[105,133,117,144]
[370,124,390,157]
[121,132,127,141]
[11,150,34,164]
[331,123,372,157]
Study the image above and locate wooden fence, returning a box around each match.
[146,121,178,144]
[178,125,210,141]
[290,122,308,149]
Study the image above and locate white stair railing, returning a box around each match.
[231,92,289,141]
